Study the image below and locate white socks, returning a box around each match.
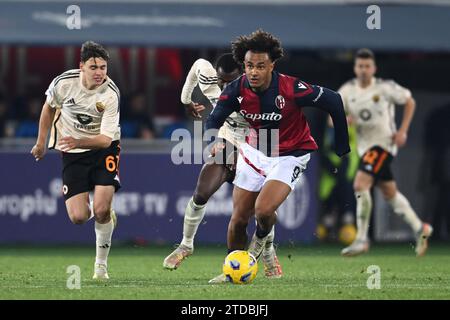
[95,218,114,266]
[180,197,206,249]
[354,189,422,243]
[355,190,372,242]
[388,192,422,233]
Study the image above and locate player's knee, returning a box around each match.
[353,181,369,193]
[229,213,249,230]
[93,205,110,223]
[193,192,209,206]
[95,213,110,224]
[254,204,276,221]
[381,187,396,200]
[68,213,88,225]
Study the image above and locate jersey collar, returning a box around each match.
[244,71,279,94]
[357,77,376,90]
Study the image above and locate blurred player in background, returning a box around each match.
[339,48,433,257]
[31,41,121,279]
[163,53,283,280]
[317,122,358,244]
[206,30,350,282]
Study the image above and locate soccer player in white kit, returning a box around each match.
[163,54,283,280]
[339,49,433,257]
[31,41,121,278]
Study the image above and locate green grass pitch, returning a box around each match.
[0,243,449,300]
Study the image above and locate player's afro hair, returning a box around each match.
[231,29,284,64]
[81,41,110,62]
[215,53,241,73]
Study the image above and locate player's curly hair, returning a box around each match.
[231,29,284,64]
[81,41,110,62]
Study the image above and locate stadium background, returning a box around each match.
[1,0,449,246]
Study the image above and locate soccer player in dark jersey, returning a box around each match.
[164,54,283,279]
[206,30,350,283]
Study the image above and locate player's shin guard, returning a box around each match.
[355,190,372,242]
[388,192,422,233]
[180,197,206,249]
[95,218,114,266]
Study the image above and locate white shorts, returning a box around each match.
[233,143,311,192]
[218,122,249,147]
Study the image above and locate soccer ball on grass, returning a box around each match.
[222,250,258,284]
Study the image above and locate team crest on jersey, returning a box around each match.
[96,102,105,113]
[359,109,372,121]
[76,114,93,125]
[275,95,285,109]
[372,94,380,103]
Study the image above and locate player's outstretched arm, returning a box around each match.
[318,88,350,157]
[205,102,233,132]
[204,84,239,132]
[296,84,350,157]
[393,96,416,147]
[184,102,206,119]
[31,102,56,161]
[58,134,112,152]
[181,59,218,119]
[204,88,239,156]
